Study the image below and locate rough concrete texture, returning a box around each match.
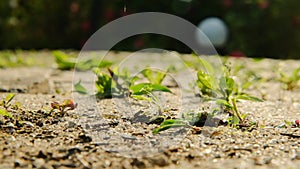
[0,52,300,169]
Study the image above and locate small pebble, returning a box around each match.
[68,121,76,128]
[121,134,137,140]
[33,158,45,168]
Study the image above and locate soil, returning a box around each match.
[1,51,300,169]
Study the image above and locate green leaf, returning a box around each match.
[225,77,235,91]
[150,84,172,93]
[130,83,172,95]
[252,58,263,62]
[95,69,116,98]
[197,71,210,88]
[232,115,240,125]
[98,60,113,68]
[160,119,186,126]
[130,83,149,95]
[141,68,167,85]
[216,99,233,108]
[241,81,253,90]
[153,124,188,134]
[197,71,214,90]
[201,96,215,102]
[236,94,263,102]
[131,95,152,101]
[53,51,113,71]
[153,119,187,134]
[141,69,153,82]
[154,72,167,85]
[5,93,15,104]
[130,76,140,85]
[95,72,113,96]
[78,59,112,70]
[197,57,215,75]
[77,59,112,71]
[219,76,235,96]
[0,109,13,118]
[284,120,293,126]
[240,113,249,120]
[227,115,240,126]
[291,67,300,81]
[74,81,87,94]
[52,51,76,70]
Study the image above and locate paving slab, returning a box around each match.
[0,67,53,93]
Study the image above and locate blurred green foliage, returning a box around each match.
[0,0,300,58]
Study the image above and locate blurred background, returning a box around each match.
[1,0,300,59]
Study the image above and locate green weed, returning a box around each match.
[130,67,173,113]
[154,57,263,133]
[140,67,168,85]
[92,67,134,98]
[130,82,172,113]
[153,119,189,134]
[196,58,263,124]
[0,94,15,118]
[153,111,214,134]
[52,51,112,71]
[0,50,38,68]
[277,67,300,90]
[50,99,77,116]
[75,67,173,113]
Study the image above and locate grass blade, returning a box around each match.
[5,93,15,104]
[0,109,13,118]
[236,94,263,102]
[153,119,188,134]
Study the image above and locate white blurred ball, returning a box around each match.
[196,17,228,47]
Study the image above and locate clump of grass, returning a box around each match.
[154,56,263,133]
[75,66,173,113]
[195,58,263,125]
[196,58,262,125]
